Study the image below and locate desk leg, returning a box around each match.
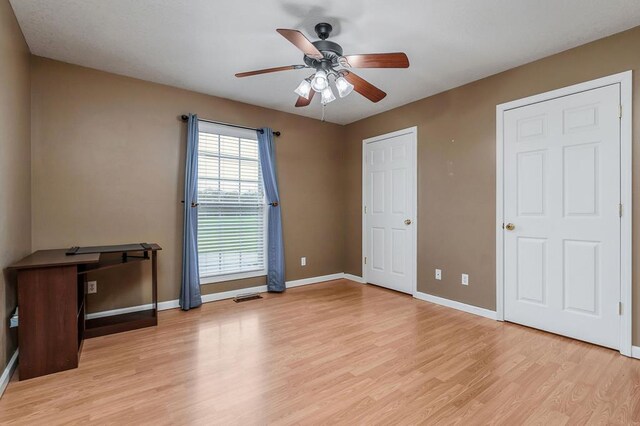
[152,250,158,320]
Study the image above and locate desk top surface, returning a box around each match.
[9,249,100,270]
[9,243,162,270]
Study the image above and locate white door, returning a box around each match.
[503,84,621,349]
[364,128,416,294]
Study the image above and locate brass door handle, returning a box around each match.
[404,219,412,225]
[505,223,515,231]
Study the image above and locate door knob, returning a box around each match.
[404,219,412,225]
[505,223,515,231]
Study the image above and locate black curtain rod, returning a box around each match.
[180,115,281,137]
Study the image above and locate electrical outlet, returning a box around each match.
[461,274,469,286]
[435,269,442,280]
[87,281,98,294]
[301,257,306,266]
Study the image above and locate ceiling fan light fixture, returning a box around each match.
[321,86,336,104]
[335,75,354,98]
[311,70,329,92]
[294,78,312,99]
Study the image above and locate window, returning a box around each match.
[197,122,267,283]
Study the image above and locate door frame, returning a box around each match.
[495,71,633,356]
[362,126,418,295]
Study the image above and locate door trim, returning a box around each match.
[362,126,418,295]
[495,71,633,356]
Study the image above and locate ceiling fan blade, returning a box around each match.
[342,71,387,103]
[295,89,315,107]
[343,53,410,68]
[235,65,304,78]
[277,29,323,59]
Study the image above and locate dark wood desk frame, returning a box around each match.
[10,243,161,380]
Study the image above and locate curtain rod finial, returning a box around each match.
[180,114,189,121]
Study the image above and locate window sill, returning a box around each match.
[200,269,267,285]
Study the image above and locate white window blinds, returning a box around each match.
[197,122,267,283]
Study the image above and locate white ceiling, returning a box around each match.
[10,0,640,125]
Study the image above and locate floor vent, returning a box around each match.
[233,293,263,303]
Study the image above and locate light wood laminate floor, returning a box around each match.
[1,279,639,425]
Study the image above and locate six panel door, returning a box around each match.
[364,132,416,294]
[503,84,621,349]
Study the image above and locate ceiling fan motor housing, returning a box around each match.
[312,40,343,56]
[302,22,344,71]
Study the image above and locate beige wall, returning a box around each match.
[344,26,640,345]
[30,57,346,313]
[0,0,31,370]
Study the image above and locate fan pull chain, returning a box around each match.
[321,102,326,122]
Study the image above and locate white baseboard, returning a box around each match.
[86,274,350,319]
[632,346,640,360]
[413,291,498,320]
[157,299,180,310]
[0,350,18,399]
[344,273,366,284]
[86,303,156,320]
[86,300,179,319]
[286,273,345,288]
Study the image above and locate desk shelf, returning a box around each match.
[85,309,157,338]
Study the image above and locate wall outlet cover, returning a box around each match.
[87,280,98,294]
[435,269,442,280]
[461,274,469,286]
[301,257,306,266]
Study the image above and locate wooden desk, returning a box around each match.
[9,243,161,380]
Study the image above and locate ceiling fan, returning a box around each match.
[235,23,409,107]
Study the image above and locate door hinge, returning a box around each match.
[364,257,367,265]
[619,105,622,119]
[619,302,623,315]
[619,203,623,217]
